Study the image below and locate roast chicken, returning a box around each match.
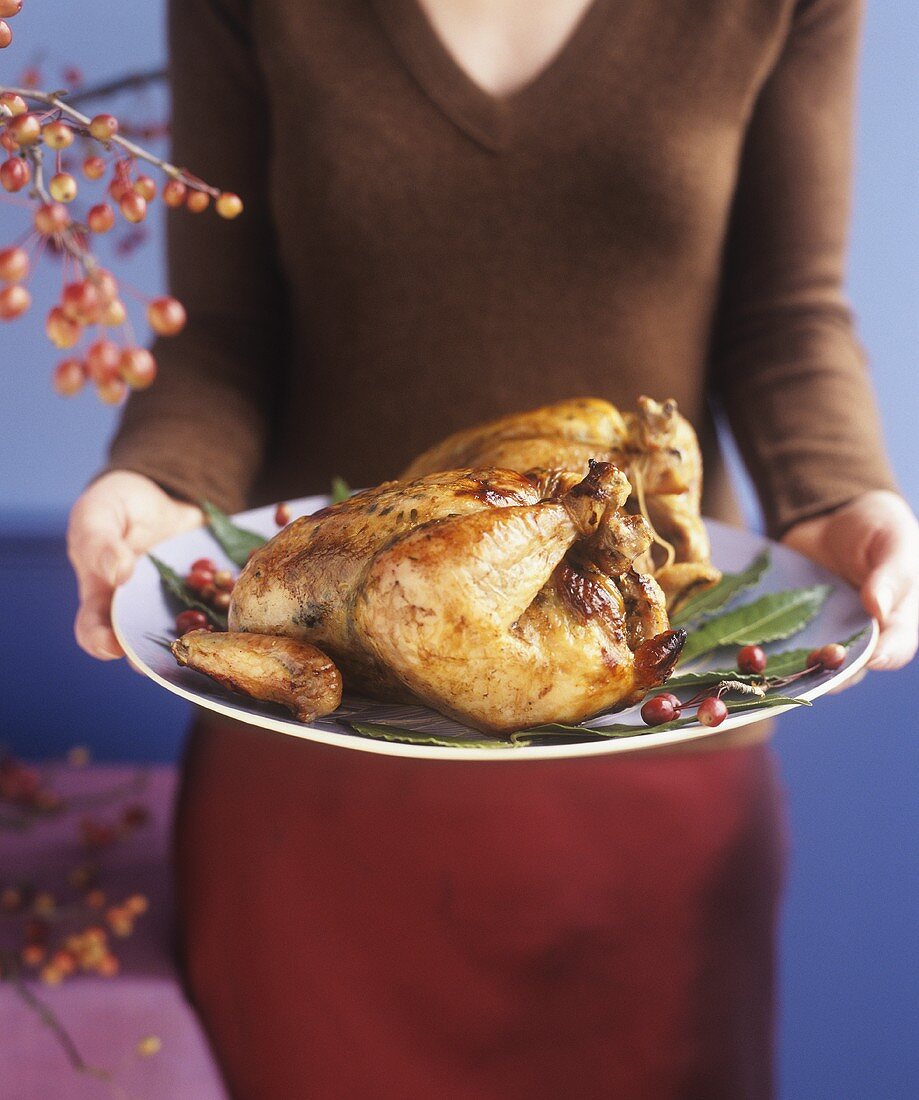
[175,462,685,733]
[402,396,721,610]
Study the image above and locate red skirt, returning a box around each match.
[174,717,785,1100]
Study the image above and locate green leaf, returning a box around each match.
[347,722,511,750]
[663,647,812,691]
[347,695,811,749]
[671,550,771,627]
[330,477,351,504]
[528,695,811,740]
[201,500,266,567]
[679,585,831,664]
[148,555,227,629]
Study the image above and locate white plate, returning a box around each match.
[112,495,876,761]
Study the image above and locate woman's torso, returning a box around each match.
[250,0,791,507]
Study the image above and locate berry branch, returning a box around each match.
[1,4,243,404]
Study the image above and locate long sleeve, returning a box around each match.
[710,0,897,537]
[106,0,287,513]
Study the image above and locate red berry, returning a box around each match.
[102,299,127,327]
[0,92,25,116]
[0,156,29,192]
[8,113,40,146]
[185,189,210,213]
[119,347,156,389]
[96,377,127,405]
[191,557,218,574]
[53,358,86,396]
[34,202,70,235]
[212,590,232,612]
[737,644,767,675]
[46,306,81,349]
[175,609,208,635]
[43,121,74,150]
[119,192,147,224]
[62,280,101,323]
[0,1,22,17]
[0,20,11,48]
[641,695,677,726]
[90,268,119,304]
[274,503,291,526]
[88,203,115,233]
[185,569,215,593]
[147,296,186,336]
[0,283,30,320]
[162,178,187,207]
[697,697,728,728]
[216,191,243,219]
[213,570,235,591]
[809,643,847,671]
[0,245,28,282]
[85,339,121,383]
[132,175,157,201]
[89,114,118,142]
[83,155,106,180]
[49,171,78,203]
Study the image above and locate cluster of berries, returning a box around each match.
[0,85,241,401]
[0,0,23,50]
[0,754,61,812]
[174,557,238,635]
[641,641,849,728]
[16,893,148,985]
[79,802,149,849]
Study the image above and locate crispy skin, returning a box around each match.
[401,396,720,607]
[230,462,684,733]
[171,630,342,722]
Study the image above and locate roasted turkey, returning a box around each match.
[176,462,686,733]
[402,396,721,610]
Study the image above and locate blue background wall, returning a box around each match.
[1,3,916,1097]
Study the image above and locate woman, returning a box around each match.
[68,0,918,1096]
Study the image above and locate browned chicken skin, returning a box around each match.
[226,462,685,733]
[402,396,721,610]
[171,631,342,722]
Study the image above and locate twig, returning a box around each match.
[0,84,218,196]
[66,69,167,107]
[5,955,111,1081]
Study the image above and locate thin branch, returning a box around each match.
[0,85,218,196]
[66,69,167,107]
[5,958,111,1080]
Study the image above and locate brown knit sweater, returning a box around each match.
[108,0,895,536]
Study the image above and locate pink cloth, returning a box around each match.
[0,765,226,1100]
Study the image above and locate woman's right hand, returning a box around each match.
[68,471,204,660]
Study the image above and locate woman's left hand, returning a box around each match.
[782,490,919,671]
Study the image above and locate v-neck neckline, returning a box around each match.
[369,0,612,152]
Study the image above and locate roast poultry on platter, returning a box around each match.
[172,397,721,734]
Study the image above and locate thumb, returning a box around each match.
[68,496,133,587]
[860,526,916,625]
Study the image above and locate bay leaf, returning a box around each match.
[671,549,770,627]
[330,477,351,504]
[346,722,511,750]
[201,500,266,567]
[679,585,831,664]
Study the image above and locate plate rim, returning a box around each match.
[111,504,879,762]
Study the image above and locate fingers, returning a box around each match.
[68,490,135,660]
[74,571,125,660]
[868,594,919,671]
[858,504,919,672]
[861,523,917,621]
